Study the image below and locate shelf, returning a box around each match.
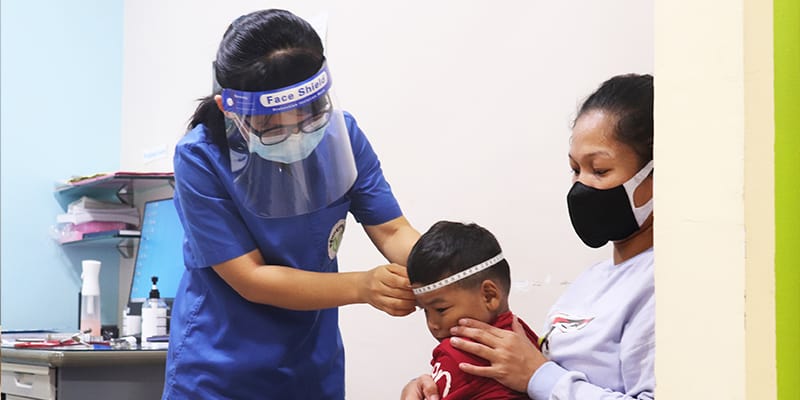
[54,172,174,211]
[54,172,174,258]
[60,234,140,258]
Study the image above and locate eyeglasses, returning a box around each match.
[244,96,332,145]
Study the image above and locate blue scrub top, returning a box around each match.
[163,112,403,399]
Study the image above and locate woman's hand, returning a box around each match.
[400,374,439,400]
[358,263,417,316]
[449,316,547,392]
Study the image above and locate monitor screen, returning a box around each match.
[129,197,185,303]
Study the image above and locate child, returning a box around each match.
[407,221,540,400]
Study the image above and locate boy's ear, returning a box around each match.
[480,280,501,311]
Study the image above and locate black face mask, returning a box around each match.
[566,161,653,248]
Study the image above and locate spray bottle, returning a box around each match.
[140,276,168,346]
[80,259,102,336]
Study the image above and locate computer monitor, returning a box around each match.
[129,197,185,304]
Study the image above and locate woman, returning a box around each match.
[402,73,655,400]
[164,9,420,399]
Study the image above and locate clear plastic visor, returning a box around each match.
[228,94,333,146]
[221,64,357,218]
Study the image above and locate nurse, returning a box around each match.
[164,9,420,399]
[402,73,655,399]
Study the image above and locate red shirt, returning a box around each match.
[430,311,540,400]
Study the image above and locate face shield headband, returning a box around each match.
[412,253,505,295]
[222,63,332,116]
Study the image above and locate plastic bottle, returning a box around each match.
[140,276,168,346]
[121,305,141,337]
[80,260,102,336]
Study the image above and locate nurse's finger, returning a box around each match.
[401,374,440,400]
[418,374,440,400]
[378,297,416,316]
[385,263,409,278]
[375,266,412,290]
[377,283,416,301]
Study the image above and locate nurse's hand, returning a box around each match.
[359,263,416,316]
[449,317,547,393]
[400,374,439,400]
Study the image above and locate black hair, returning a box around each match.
[187,9,325,148]
[575,74,654,165]
[407,221,511,295]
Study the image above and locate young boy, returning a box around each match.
[407,221,540,400]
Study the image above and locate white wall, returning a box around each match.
[654,0,777,398]
[122,1,652,397]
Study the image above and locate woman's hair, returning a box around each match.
[575,74,654,165]
[188,9,325,147]
[407,221,511,295]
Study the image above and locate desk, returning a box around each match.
[1,347,166,400]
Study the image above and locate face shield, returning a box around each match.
[221,63,357,218]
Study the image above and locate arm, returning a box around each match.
[399,340,472,400]
[363,215,420,265]
[452,303,655,399]
[449,317,547,393]
[527,293,655,400]
[212,249,416,316]
[527,345,654,400]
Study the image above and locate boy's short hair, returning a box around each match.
[407,221,511,294]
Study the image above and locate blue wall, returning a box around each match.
[1,0,124,330]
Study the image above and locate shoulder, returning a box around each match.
[176,124,217,155]
[339,110,380,162]
[578,248,653,285]
[553,249,654,316]
[341,110,358,126]
[341,110,365,140]
[433,338,489,366]
[175,124,225,165]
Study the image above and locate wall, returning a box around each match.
[0,0,124,330]
[774,0,800,397]
[121,1,653,398]
[744,0,777,397]
[655,0,779,398]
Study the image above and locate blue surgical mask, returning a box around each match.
[247,123,327,164]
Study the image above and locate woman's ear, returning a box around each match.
[480,280,501,312]
[214,95,224,112]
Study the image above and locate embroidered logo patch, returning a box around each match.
[551,313,595,333]
[327,219,346,259]
[539,312,595,356]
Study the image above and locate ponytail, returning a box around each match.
[187,95,227,148]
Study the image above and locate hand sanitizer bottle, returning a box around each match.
[80,260,102,336]
[141,276,168,346]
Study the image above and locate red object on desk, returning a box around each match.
[14,339,82,349]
